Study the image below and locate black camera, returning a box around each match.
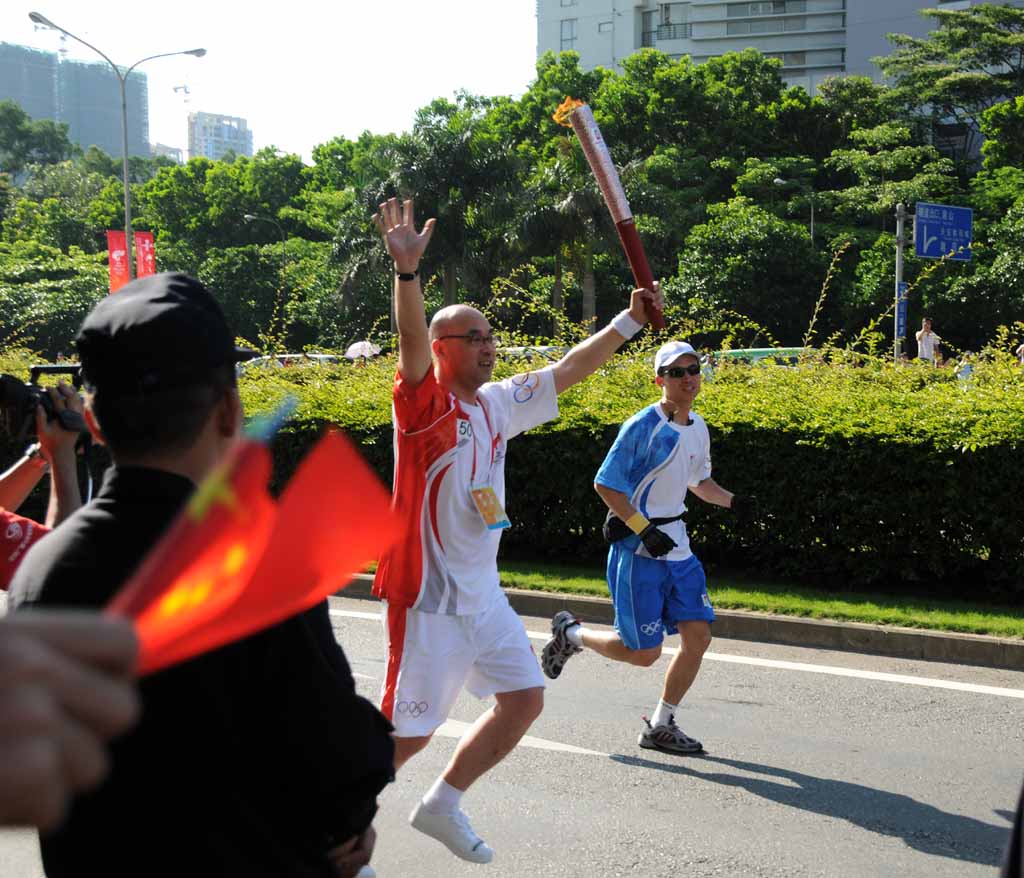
[0,365,87,441]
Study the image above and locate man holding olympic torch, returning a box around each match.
[371,196,662,864]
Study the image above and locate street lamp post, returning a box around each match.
[774,176,815,247]
[28,12,204,280]
[243,214,288,279]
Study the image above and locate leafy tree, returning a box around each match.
[876,4,1024,164]
[488,51,608,166]
[0,101,77,175]
[0,240,106,356]
[979,95,1024,170]
[758,87,839,162]
[970,165,1024,218]
[372,94,521,305]
[137,158,216,253]
[593,49,786,165]
[511,149,615,330]
[824,123,959,229]
[77,145,178,184]
[327,190,394,332]
[198,246,284,347]
[815,76,890,144]
[675,198,825,345]
[938,201,1024,350]
[0,174,13,226]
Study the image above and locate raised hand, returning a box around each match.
[628,280,664,326]
[373,198,436,274]
[36,381,83,462]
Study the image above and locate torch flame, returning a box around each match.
[553,96,586,127]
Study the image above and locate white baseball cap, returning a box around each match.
[654,341,699,374]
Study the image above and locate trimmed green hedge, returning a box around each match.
[239,349,1024,596]
[2,344,1020,595]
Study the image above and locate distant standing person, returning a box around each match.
[916,317,941,362]
[542,340,757,755]
[1015,341,1024,366]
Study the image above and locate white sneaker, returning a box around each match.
[409,801,495,863]
[355,866,376,878]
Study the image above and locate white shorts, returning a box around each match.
[380,592,545,737]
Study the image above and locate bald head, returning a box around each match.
[429,304,488,341]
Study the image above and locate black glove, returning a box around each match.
[639,523,677,558]
[731,494,759,522]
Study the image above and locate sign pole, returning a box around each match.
[895,202,907,362]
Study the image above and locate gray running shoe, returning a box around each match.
[638,716,704,754]
[541,610,583,679]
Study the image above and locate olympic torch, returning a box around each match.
[553,97,665,330]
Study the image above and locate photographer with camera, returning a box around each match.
[0,382,83,589]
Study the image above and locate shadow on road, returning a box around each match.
[609,752,1008,867]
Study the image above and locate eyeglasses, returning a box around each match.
[659,364,702,378]
[437,333,499,348]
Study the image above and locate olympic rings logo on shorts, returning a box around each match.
[511,372,540,404]
[396,700,429,718]
[640,621,662,636]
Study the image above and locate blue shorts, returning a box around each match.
[606,544,714,650]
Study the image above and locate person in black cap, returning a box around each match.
[9,273,394,878]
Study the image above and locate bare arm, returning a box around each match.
[551,283,663,395]
[687,477,734,509]
[372,198,436,385]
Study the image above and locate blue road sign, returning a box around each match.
[914,202,972,261]
[896,282,908,337]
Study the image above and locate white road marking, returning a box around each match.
[328,608,1024,700]
[436,719,608,756]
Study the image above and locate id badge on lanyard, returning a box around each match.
[466,399,511,531]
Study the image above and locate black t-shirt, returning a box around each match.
[9,466,394,878]
[1004,780,1023,878]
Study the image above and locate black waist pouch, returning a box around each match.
[602,510,685,543]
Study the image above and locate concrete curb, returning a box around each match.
[339,575,1024,672]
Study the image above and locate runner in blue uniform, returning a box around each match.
[541,341,756,754]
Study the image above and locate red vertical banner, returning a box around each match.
[134,231,156,278]
[106,231,130,293]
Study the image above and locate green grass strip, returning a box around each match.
[496,559,1024,640]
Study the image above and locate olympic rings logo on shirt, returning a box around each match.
[511,372,540,404]
[396,700,429,718]
[640,621,662,636]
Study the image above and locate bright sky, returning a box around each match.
[3,1,540,162]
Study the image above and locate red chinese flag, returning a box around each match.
[106,231,130,293]
[107,430,399,676]
[107,440,277,672]
[134,231,156,277]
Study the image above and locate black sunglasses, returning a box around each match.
[659,364,701,378]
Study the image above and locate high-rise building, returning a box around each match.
[0,42,149,158]
[537,1,1024,94]
[187,112,254,161]
[58,58,148,158]
[151,143,184,163]
[0,43,57,122]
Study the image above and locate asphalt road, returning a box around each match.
[2,594,1022,878]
